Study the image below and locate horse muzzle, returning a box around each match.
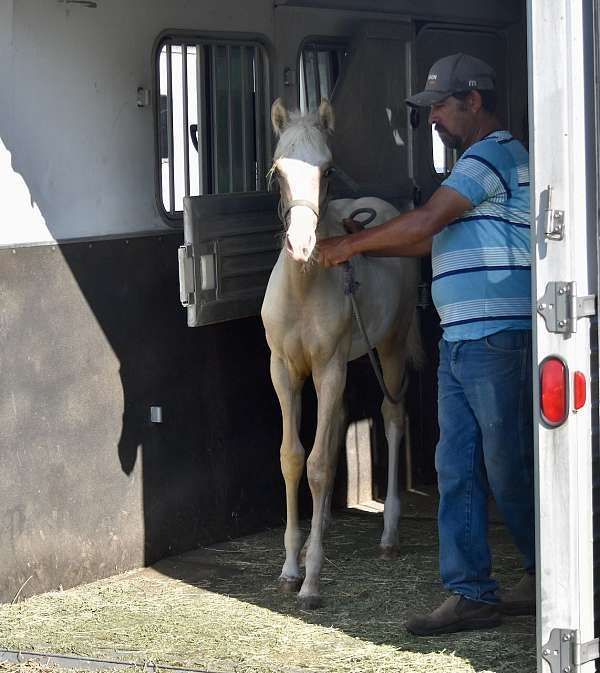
[286,223,317,262]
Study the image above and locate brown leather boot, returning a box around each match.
[405,595,502,636]
[498,573,536,616]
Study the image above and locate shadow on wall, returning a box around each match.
[61,236,287,565]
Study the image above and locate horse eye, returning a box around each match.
[323,167,334,178]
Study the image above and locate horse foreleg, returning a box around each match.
[298,351,347,609]
[270,355,306,591]
[377,335,409,560]
[299,400,346,567]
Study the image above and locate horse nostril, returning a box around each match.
[286,237,293,254]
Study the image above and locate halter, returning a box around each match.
[280,199,321,226]
[276,175,331,229]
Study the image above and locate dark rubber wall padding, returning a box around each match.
[0,235,286,603]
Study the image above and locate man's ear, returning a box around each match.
[469,90,483,113]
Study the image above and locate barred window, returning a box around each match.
[156,35,271,219]
[299,40,349,113]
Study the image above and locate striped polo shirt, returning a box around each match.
[431,130,531,341]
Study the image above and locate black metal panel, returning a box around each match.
[329,21,414,201]
[183,193,281,326]
[0,235,287,603]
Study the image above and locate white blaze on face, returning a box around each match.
[278,157,322,262]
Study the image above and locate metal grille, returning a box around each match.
[156,37,270,218]
[299,40,349,112]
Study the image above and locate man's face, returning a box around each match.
[428,95,472,150]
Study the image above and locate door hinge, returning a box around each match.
[545,185,565,240]
[542,628,599,672]
[537,281,596,334]
[178,244,196,307]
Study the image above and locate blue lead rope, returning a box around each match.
[343,261,359,296]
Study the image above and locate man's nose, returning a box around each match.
[428,108,437,125]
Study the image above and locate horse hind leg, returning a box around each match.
[270,355,306,592]
[376,330,410,560]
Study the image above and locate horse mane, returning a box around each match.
[272,109,331,165]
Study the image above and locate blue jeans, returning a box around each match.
[436,330,535,602]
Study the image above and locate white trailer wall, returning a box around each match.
[0,0,274,245]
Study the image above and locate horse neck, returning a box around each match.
[280,245,346,306]
[280,252,322,296]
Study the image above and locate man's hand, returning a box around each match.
[317,234,355,267]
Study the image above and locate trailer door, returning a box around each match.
[529,1,599,671]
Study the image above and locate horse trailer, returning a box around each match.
[0,0,598,671]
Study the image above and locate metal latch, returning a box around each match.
[542,628,599,672]
[537,281,596,334]
[178,244,195,307]
[545,185,565,240]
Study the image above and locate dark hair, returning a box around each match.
[453,89,497,114]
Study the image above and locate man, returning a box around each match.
[318,53,535,635]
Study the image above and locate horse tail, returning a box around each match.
[406,307,426,371]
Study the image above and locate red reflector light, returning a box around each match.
[574,371,586,410]
[540,356,568,426]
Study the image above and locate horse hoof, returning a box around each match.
[298,594,322,610]
[278,577,303,593]
[379,544,400,560]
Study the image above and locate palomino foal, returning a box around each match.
[261,98,422,609]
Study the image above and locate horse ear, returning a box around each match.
[318,98,335,133]
[271,98,289,136]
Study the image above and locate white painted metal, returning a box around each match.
[528,0,596,670]
[0,0,275,246]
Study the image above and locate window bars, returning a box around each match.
[157,37,270,217]
[299,41,349,113]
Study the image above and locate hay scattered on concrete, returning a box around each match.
[0,505,535,673]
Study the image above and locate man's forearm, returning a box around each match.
[317,187,470,268]
[347,209,438,257]
[364,236,432,257]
